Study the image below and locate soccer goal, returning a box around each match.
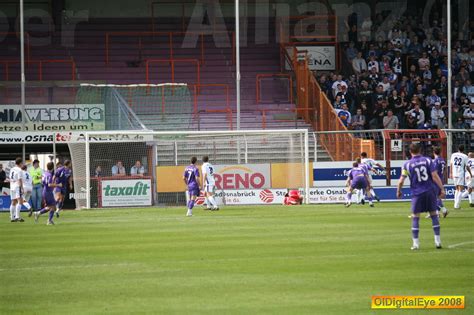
[69,129,310,209]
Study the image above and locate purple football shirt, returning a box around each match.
[183,165,200,189]
[54,166,72,187]
[432,156,446,181]
[42,171,54,194]
[402,155,436,196]
[349,166,366,179]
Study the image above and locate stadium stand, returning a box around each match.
[318,5,473,131]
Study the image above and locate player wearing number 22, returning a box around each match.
[450,145,471,209]
[397,143,445,250]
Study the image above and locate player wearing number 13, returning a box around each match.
[397,143,445,250]
[450,145,471,209]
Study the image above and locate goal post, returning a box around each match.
[75,129,310,209]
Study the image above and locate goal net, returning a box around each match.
[78,83,193,131]
[70,129,309,209]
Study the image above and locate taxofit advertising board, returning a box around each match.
[0,104,105,131]
[101,179,152,207]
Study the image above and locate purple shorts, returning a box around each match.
[351,177,368,190]
[54,187,66,195]
[411,190,438,213]
[43,192,55,206]
[188,187,200,197]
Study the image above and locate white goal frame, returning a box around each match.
[84,129,310,208]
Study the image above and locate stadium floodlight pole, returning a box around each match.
[447,0,453,159]
[20,0,26,161]
[235,0,241,130]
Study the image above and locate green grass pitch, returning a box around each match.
[1,202,473,314]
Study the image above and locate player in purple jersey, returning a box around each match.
[345,162,374,207]
[33,162,57,225]
[355,157,372,205]
[53,160,72,218]
[397,143,445,250]
[431,146,448,218]
[183,157,200,217]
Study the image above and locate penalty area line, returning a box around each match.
[448,241,474,249]
[0,262,141,272]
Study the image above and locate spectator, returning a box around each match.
[0,164,6,190]
[331,75,348,98]
[352,108,366,130]
[360,16,372,39]
[462,80,474,99]
[426,89,441,108]
[346,41,358,62]
[333,95,344,109]
[405,103,425,128]
[418,51,430,70]
[463,101,474,129]
[94,165,102,177]
[367,55,380,73]
[431,102,445,128]
[336,104,351,127]
[378,76,390,93]
[352,51,367,75]
[130,160,145,176]
[29,159,43,212]
[112,161,126,176]
[383,109,400,129]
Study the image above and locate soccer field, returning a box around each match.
[1,202,473,314]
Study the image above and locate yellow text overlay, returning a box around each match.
[371,296,465,309]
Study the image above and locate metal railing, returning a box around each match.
[0,59,76,81]
[145,58,200,86]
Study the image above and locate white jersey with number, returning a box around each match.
[466,158,474,188]
[21,170,33,192]
[201,162,216,186]
[361,157,377,180]
[9,166,23,199]
[450,152,468,178]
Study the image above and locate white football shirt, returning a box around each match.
[450,152,468,177]
[9,166,23,191]
[21,170,33,191]
[361,158,377,169]
[201,162,216,186]
[467,158,474,177]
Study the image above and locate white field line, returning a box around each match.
[448,241,474,249]
[0,262,140,272]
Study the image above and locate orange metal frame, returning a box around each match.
[105,31,234,66]
[258,107,315,130]
[0,59,76,81]
[145,58,200,86]
[190,83,230,115]
[256,73,293,105]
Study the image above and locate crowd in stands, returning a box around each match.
[315,11,474,131]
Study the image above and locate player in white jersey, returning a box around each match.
[201,156,219,210]
[8,157,24,222]
[19,165,33,215]
[360,152,385,202]
[450,145,471,209]
[465,152,474,207]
